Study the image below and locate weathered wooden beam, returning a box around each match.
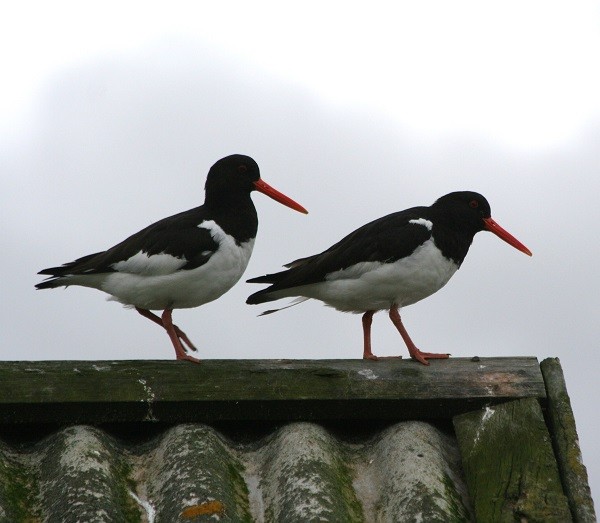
[541,358,597,523]
[453,397,572,522]
[0,358,545,424]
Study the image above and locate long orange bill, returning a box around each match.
[483,217,532,256]
[254,179,308,214]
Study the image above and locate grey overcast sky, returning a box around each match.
[2,1,599,505]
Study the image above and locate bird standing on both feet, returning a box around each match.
[247,191,532,365]
[36,154,307,363]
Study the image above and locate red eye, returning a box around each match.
[469,200,479,208]
[238,164,248,173]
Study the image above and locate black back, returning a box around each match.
[246,191,492,303]
[37,155,262,283]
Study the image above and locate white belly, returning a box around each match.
[102,238,255,310]
[297,239,458,312]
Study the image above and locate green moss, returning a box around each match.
[441,471,471,522]
[335,448,364,523]
[287,432,363,522]
[541,357,595,521]
[274,458,363,522]
[261,425,364,523]
[399,366,421,378]
[226,461,253,523]
[454,398,571,522]
[0,447,41,523]
[113,458,142,523]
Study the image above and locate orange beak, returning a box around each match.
[254,179,308,214]
[483,217,532,256]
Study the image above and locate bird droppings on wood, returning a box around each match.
[137,378,158,422]
[357,369,379,380]
[472,406,495,447]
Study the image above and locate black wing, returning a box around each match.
[37,207,219,280]
[247,207,432,302]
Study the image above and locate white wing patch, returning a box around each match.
[111,251,187,276]
[102,220,255,310]
[198,219,227,242]
[298,238,458,312]
[409,218,433,230]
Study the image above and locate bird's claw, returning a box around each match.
[410,351,450,366]
[363,353,403,361]
[177,353,201,364]
[174,326,198,352]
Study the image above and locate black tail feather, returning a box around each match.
[37,266,69,276]
[246,288,275,305]
[35,277,65,290]
[246,274,277,284]
[38,252,102,276]
[35,251,105,289]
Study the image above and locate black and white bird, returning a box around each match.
[247,191,531,364]
[36,154,307,362]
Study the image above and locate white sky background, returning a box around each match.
[2,0,600,506]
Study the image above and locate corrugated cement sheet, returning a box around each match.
[0,421,472,522]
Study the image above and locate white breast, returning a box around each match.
[293,239,458,312]
[101,221,255,310]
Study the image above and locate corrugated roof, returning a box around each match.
[1,422,472,522]
[0,357,595,522]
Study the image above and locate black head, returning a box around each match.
[432,191,491,232]
[204,154,308,214]
[432,191,531,256]
[205,154,260,198]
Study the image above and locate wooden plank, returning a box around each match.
[453,397,572,522]
[0,358,545,424]
[541,358,597,523]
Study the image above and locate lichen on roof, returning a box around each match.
[0,422,474,522]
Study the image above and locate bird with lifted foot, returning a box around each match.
[36,154,307,362]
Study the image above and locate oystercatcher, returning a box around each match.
[36,154,307,362]
[247,191,531,364]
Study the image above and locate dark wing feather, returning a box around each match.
[37,207,219,280]
[247,207,432,302]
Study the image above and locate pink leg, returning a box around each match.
[161,309,201,363]
[388,306,449,365]
[362,310,403,361]
[135,307,200,361]
[362,311,378,360]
